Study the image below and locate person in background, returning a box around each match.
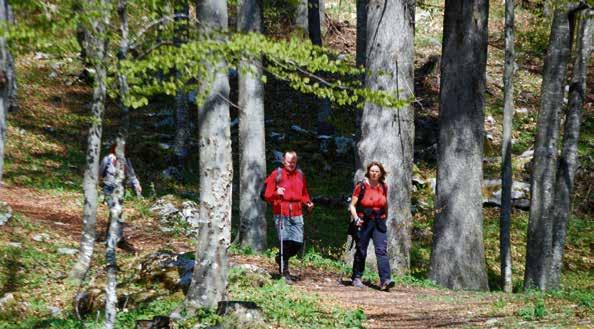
[349,161,394,291]
[263,151,314,283]
[99,143,142,252]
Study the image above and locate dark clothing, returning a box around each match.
[276,240,303,274]
[352,218,391,283]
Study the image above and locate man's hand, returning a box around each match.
[276,187,285,196]
[306,201,314,212]
[135,185,142,197]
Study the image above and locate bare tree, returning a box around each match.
[524,3,577,291]
[500,0,515,293]
[182,0,232,311]
[69,0,111,283]
[237,0,267,252]
[295,0,308,37]
[429,0,489,290]
[548,8,592,290]
[355,0,415,275]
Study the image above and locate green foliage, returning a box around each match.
[517,296,547,321]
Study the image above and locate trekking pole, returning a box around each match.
[279,215,284,278]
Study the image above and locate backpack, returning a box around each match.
[260,167,303,201]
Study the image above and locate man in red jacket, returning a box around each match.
[263,151,314,282]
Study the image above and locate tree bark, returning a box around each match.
[308,0,332,135]
[104,138,126,329]
[295,0,309,37]
[173,0,191,167]
[524,5,574,291]
[548,9,592,290]
[354,0,415,275]
[117,0,130,139]
[428,0,489,290]
[183,0,232,311]
[69,0,110,283]
[353,0,367,171]
[0,0,11,183]
[500,0,515,293]
[237,0,267,253]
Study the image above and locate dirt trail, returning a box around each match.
[1,184,501,328]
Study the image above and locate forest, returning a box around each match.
[0,0,592,328]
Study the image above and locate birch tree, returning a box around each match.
[500,0,515,293]
[355,0,415,274]
[70,0,111,283]
[429,0,489,290]
[237,0,267,252]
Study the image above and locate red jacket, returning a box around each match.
[263,167,311,216]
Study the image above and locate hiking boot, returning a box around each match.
[380,280,394,292]
[117,239,137,253]
[281,271,294,285]
[352,278,364,288]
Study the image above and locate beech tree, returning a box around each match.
[237,0,267,252]
[500,0,515,293]
[549,9,592,289]
[70,0,111,283]
[182,0,233,310]
[429,0,489,290]
[172,0,190,167]
[355,0,414,274]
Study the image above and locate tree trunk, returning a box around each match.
[524,5,574,291]
[4,2,15,112]
[353,0,367,171]
[117,0,130,139]
[104,138,126,329]
[500,0,515,293]
[69,0,110,283]
[0,0,11,183]
[183,0,232,311]
[173,0,191,167]
[354,0,414,275]
[237,0,267,253]
[295,0,308,37]
[548,9,592,290]
[428,0,489,290]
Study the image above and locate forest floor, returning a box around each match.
[2,184,591,328]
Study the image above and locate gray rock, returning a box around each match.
[48,306,62,317]
[158,143,171,150]
[334,136,354,155]
[57,247,78,255]
[290,124,311,135]
[216,301,265,328]
[269,132,285,142]
[32,233,50,242]
[272,150,284,164]
[515,107,529,114]
[233,264,270,277]
[0,293,14,308]
[0,201,12,226]
[7,242,22,248]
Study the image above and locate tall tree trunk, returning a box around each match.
[500,0,515,293]
[173,0,190,167]
[548,9,592,290]
[428,0,489,290]
[524,5,575,291]
[104,138,126,329]
[69,0,110,283]
[295,0,309,37]
[355,0,414,275]
[117,0,130,139]
[237,0,267,252]
[4,1,15,112]
[0,0,11,183]
[353,0,367,171]
[183,0,232,311]
[308,0,332,135]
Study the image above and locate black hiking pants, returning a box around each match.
[276,240,303,274]
[352,218,391,283]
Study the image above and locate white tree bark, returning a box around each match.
[104,138,126,329]
[69,0,111,283]
[354,0,414,275]
[237,0,267,252]
[429,0,489,290]
[500,0,515,293]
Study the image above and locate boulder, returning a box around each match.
[216,301,265,329]
[0,201,12,226]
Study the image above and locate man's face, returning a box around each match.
[283,154,297,171]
